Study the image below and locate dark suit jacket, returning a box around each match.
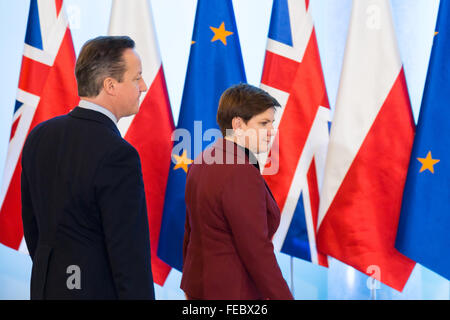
[21,107,155,300]
[181,138,293,300]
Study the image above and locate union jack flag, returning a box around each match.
[0,0,79,252]
[260,0,330,266]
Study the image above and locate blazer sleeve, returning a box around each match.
[21,165,38,260]
[221,165,293,300]
[94,142,155,300]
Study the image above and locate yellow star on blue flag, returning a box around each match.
[417,151,440,173]
[210,22,233,45]
[172,150,193,173]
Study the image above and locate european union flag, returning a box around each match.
[157,0,246,271]
[395,0,450,281]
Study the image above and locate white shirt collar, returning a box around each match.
[78,99,118,124]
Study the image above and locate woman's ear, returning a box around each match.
[230,117,245,138]
[231,117,242,130]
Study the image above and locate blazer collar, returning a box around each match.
[213,138,273,199]
[213,138,260,171]
[69,106,121,136]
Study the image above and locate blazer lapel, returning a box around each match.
[263,180,276,201]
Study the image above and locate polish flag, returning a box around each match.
[316,0,416,291]
[109,0,175,286]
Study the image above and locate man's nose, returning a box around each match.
[140,78,148,92]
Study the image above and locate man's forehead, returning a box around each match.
[123,49,142,71]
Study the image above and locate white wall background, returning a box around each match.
[0,0,448,299]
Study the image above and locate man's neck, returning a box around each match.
[79,98,118,124]
[80,96,120,121]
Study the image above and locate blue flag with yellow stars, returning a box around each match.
[157,0,246,272]
[395,0,450,281]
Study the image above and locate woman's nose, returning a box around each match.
[267,123,275,137]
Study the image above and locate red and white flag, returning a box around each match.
[316,0,416,291]
[260,0,330,267]
[0,0,79,252]
[108,0,175,286]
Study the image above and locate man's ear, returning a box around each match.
[103,77,116,96]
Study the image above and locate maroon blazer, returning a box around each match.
[181,138,293,300]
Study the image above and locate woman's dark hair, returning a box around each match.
[75,35,135,97]
[217,83,280,137]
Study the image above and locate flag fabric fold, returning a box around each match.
[157,0,246,271]
[0,0,79,252]
[395,0,450,281]
[316,0,416,291]
[108,0,175,286]
[260,0,330,267]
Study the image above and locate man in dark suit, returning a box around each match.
[21,36,155,299]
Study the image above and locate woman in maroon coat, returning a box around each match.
[181,84,293,300]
